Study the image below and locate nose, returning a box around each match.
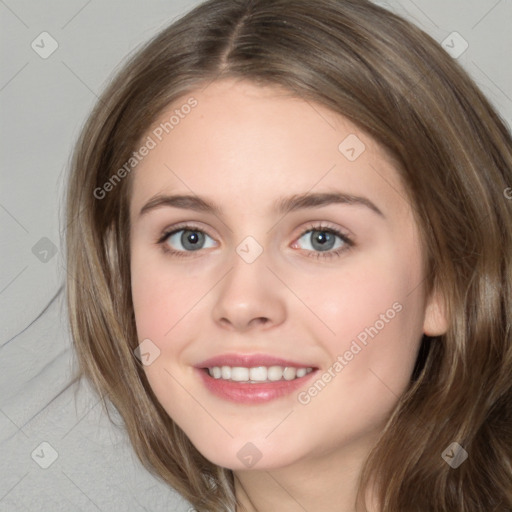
[211,252,287,332]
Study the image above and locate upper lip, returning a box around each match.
[196,353,317,369]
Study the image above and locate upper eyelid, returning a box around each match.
[159,222,352,246]
[160,222,215,240]
[160,221,347,235]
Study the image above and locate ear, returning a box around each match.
[423,286,449,336]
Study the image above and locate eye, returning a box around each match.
[156,222,354,260]
[157,225,217,256]
[292,223,354,259]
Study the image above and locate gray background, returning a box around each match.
[1,0,511,511]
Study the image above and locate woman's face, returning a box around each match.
[129,79,447,470]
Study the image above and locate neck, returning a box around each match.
[233,435,380,512]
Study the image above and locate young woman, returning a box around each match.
[65,1,512,510]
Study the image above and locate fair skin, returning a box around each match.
[129,78,448,512]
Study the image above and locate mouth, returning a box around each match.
[195,354,319,404]
[202,365,314,383]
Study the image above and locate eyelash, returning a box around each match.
[156,222,354,260]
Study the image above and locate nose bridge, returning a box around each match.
[226,225,270,281]
[222,238,270,305]
[211,237,286,331]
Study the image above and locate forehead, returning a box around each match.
[129,79,410,222]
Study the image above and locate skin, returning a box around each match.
[129,78,448,512]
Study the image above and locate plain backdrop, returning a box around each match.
[1,1,511,510]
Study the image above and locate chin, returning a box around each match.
[192,436,307,472]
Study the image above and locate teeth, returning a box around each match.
[296,368,307,378]
[249,366,267,381]
[221,366,231,379]
[267,366,283,381]
[283,367,296,380]
[230,367,249,381]
[207,365,314,382]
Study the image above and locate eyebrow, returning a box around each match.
[138,191,385,219]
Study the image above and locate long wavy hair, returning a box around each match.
[64,0,512,510]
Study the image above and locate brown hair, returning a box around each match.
[65,0,512,510]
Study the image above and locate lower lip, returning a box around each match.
[196,368,318,404]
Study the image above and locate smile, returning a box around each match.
[206,365,314,382]
[195,353,319,403]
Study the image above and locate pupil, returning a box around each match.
[182,230,204,251]
[312,230,334,251]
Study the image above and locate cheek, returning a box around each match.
[293,242,422,342]
[130,250,215,398]
[131,248,204,342]
[131,270,173,342]
[292,243,425,395]
[130,256,203,417]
